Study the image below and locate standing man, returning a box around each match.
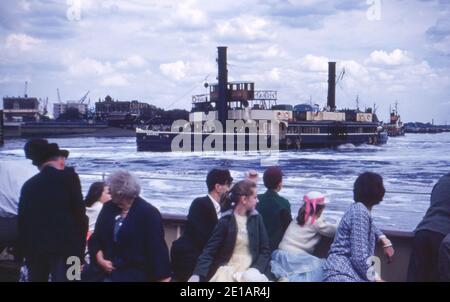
[18,139,88,282]
[170,168,233,281]
[407,172,450,282]
[256,166,292,251]
[0,160,37,258]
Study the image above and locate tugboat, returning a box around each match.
[136,46,388,152]
[384,102,405,137]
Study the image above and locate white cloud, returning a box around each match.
[269,68,281,81]
[299,55,329,72]
[116,55,146,69]
[100,74,129,87]
[367,49,413,66]
[68,58,114,76]
[215,15,274,42]
[1,0,450,123]
[160,60,189,81]
[5,33,42,51]
[175,0,208,27]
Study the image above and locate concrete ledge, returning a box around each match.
[161,213,414,282]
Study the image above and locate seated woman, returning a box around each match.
[85,182,111,240]
[84,170,171,282]
[271,191,337,282]
[323,172,395,282]
[189,180,271,282]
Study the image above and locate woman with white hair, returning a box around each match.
[85,170,171,282]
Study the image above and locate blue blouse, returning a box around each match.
[323,202,384,282]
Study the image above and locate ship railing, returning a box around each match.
[191,91,278,104]
[77,171,425,281]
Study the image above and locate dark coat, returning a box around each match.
[415,173,450,235]
[439,233,450,282]
[193,209,271,281]
[18,166,88,260]
[170,195,218,280]
[87,197,171,282]
[256,190,292,251]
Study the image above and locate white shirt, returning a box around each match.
[86,201,104,233]
[208,194,221,217]
[278,217,337,254]
[0,160,38,217]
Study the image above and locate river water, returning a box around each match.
[1,132,449,231]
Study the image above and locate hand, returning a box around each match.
[188,275,200,282]
[383,245,395,263]
[98,259,115,274]
[380,237,395,262]
[96,251,115,274]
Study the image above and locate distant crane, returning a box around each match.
[57,88,62,103]
[336,68,345,88]
[42,97,48,116]
[79,91,90,104]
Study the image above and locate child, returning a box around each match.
[271,191,337,281]
[189,180,271,282]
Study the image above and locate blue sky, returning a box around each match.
[0,0,449,123]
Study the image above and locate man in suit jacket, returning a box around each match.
[18,139,88,282]
[170,168,233,281]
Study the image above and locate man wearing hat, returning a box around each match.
[256,166,292,251]
[18,139,88,282]
[171,168,233,281]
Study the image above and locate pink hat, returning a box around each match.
[303,191,329,225]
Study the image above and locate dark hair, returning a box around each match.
[24,139,69,167]
[221,180,256,212]
[263,166,283,190]
[353,172,385,208]
[296,203,325,226]
[206,168,233,192]
[85,182,106,207]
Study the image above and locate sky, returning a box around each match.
[0,0,449,123]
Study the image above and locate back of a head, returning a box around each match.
[107,170,141,200]
[24,139,49,166]
[353,172,385,208]
[221,179,256,212]
[206,168,233,192]
[263,166,283,190]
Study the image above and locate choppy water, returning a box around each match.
[1,133,449,232]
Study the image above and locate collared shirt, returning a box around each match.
[208,194,221,217]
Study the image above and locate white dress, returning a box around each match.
[86,201,103,233]
[209,213,253,282]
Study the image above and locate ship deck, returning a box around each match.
[161,213,414,282]
[0,212,414,282]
